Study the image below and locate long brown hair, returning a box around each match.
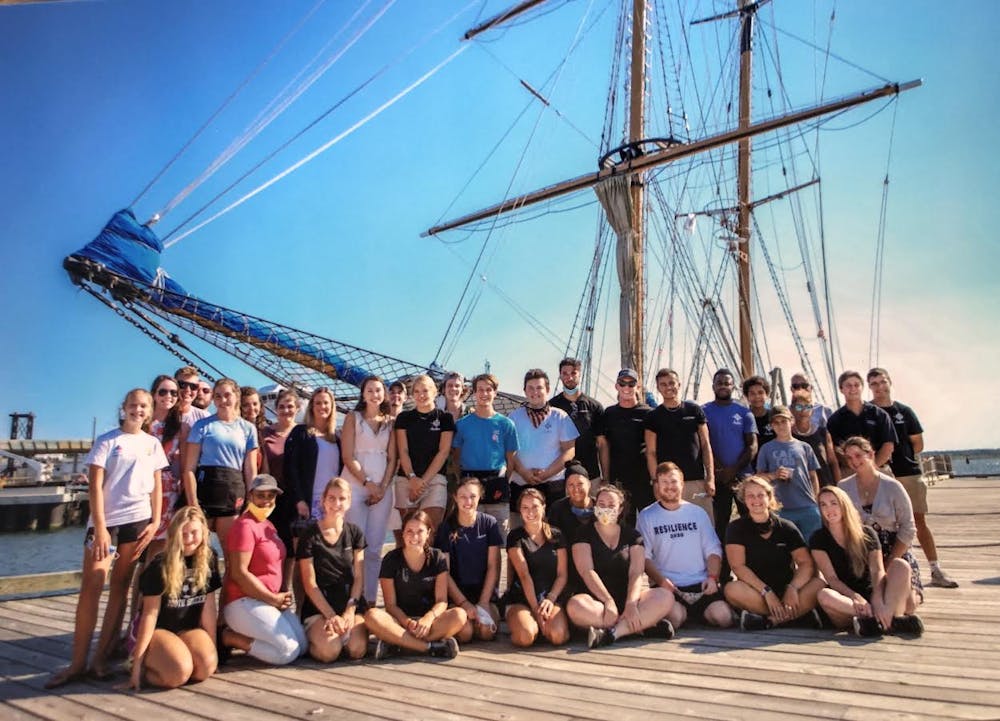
[819,486,869,578]
[150,374,182,444]
[518,487,553,542]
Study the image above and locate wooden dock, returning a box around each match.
[2,477,998,720]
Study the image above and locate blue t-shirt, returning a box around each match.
[702,401,756,473]
[453,413,519,471]
[189,415,258,470]
[433,512,503,595]
[756,438,820,510]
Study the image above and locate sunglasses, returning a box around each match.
[156,388,179,397]
[792,403,813,412]
[177,380,199,391]
[617,380,637,387]
[790,382,811,390]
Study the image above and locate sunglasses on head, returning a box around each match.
[156,388,179,397]
[790,382,811,390]
[177,380,199,391]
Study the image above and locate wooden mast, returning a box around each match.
[736,0,755,378]
[628,0,646,380]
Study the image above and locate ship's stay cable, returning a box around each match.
[761,18,890,85]
[130,0,328,211]
[156,0,387,225]
[868,100,898,369]
[164,43,469,249]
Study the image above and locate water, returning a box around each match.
[952,457,1000,477]
[1,526,87,576]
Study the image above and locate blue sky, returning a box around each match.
[1,0,998,450]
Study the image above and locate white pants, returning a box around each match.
[224,596,307,665]
[344,482,395,602]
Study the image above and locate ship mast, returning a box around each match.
[627,0,646,380]
[736,0,755,379]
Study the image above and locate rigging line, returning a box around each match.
[130,0,328,211]
[868,99,899,369]
[759,18,890,84]
[159,0,394,230]
[163,44,469,249]
[124,302,229,379]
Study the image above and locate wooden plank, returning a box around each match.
[0,572,82,598]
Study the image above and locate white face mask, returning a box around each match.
[594,506,617,525]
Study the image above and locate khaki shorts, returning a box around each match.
[896,474,928,514]
[394,473,448,510]
[683,480,714,518]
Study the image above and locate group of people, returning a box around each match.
[46,359,954,691]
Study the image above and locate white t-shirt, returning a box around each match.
[180,405,210,428]
[311,436,341,519]
[636,500,722,588]
[507,406,579,485]
[86,428,169,528]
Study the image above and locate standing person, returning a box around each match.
[644,368,715,519]
[182,378,259,550]
[451,373,519,533]
[174,366,210,428]
[441,371,469,493]
[755,406,823,542]
[394,374,455,528]
[46,389,166,688]
[742,375,775,449]
[284,387,341,523]
[504,488,571,647]
[723,477,825,631]
[549,357,604,481]
[296,478,369,662]
[789,373,832,429]
[508,369,579,525]
[240,386,266,475]
[702,369,757,545]
[637,462,734,630]
[791,388,840,488]
[148,374,187,557]
[364,511,467,659]
[811,486,924,637]
[838,437,923,609]
[340,376,397,602]
[567,485,675,648]
[129,506,221,690]
[260,388,300,590]
[434,478,502,642]
[867,367,958,588]
[595,368,652,522]
[194,381,213,411]
[387,380,407,419]
[219,474,306,665]
[826,371,897,475]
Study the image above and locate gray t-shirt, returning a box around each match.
[755,438,820,510]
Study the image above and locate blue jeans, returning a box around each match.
[778,505,823,545]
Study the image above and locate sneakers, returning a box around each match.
[587,626,616,649]
[739,610,773,632]
[427,638,459,659]
[808,609,824,630]
[374,639,400,660]
[930,568,959,588]
[851,616,884,638]
[890,614,924,637]
[645,619,675,640]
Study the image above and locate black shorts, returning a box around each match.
[674,583,725,622]
[196,466,246,518]
[85,518,150,547]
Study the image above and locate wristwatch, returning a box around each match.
[407,472,417,479]
[760,585,772,597]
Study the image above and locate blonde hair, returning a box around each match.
[322,476,352,499]
[161,506,212,599]
[305,388,337,441]
[120,388,154,433]
[819,486,869,578]
[736,476,781,511]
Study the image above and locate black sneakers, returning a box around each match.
[587,626,616,649]
[428,638,460,659]
[374,639,401,660]
[890,614,924,637]
[852,616,884,638]
[645,619,676,640]
[739,610,773,631]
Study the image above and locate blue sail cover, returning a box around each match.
[69,209,377,388]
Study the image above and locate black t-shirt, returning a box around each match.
[395,409,456,476]
[547,497,593,594]
[573,523,642,609]
[826,403,898,451]
[433,513,502,597]
[876,402,923,476]
[506,526,566,603]
[724,515,804,592]
[379,547,448,617]
[139,551,222,634]
[596,403,652,503]
[550,393,605,480]
[296,521,367,617]
[643,402,706,480]
[754,412,777,449]
[809,525,880,597]
[793,426,834,487]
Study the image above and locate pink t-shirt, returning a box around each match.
[223,514,285,605]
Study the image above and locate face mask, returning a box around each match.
[562,386,580,397]
[246,502,275,521]
[594,506,617,525]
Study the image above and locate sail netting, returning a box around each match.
[64,209,522,411]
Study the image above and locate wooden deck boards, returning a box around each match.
[2,477,997,720]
